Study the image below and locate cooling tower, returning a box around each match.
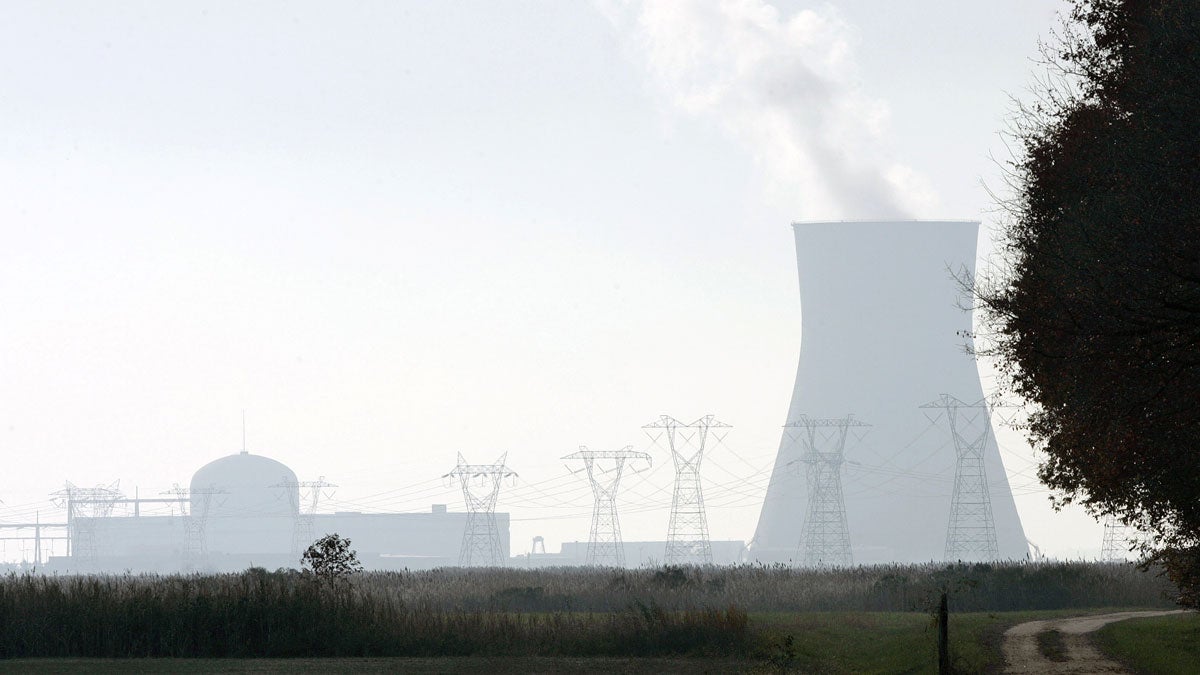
[750,221,1027,564]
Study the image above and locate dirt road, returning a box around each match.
[1002,609,1187,673]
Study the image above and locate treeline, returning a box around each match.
[0,561,1174,658]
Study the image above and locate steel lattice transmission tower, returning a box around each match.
[163,484,225,570]
[50,481,124,566]
[643,414,729,565]
[1101,514,1138,562]
[273,476,337,555]
[921,394,1006,561]
[444,453,517,566]
[785,415,867,567]
[562,446,651,567]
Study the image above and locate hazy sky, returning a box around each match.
[1,0,1109,562]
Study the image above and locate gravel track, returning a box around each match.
[1002,609,1186,673]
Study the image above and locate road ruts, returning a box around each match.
[1002,609,1187,673]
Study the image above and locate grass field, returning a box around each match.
[1094,611,1200,675]
[752,607,1148,674]
[0,655,751,674]
[0,608,1156,674]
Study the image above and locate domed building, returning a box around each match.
[189,451,299,566]
[50,450,505,573]
[191,451,299,519]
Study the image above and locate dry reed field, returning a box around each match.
[394,560,1175,613]
[0,561,1175,660]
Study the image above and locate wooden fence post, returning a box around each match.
[938,591,950,674]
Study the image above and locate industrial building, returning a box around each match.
[542,540,746,567]
[750,220,1027,565]
[16,220,1030,572]
[45,450,508,573]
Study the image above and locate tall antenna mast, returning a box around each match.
[242,410,247,454]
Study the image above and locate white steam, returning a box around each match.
[600,0,937,220]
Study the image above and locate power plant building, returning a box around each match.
[28,220,1027,571]
[750,221,1027,564]
[48,451,508,572]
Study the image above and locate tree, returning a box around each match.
[977,0,1200,605]
[301,533,363,584]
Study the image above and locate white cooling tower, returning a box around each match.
[750,221,1027,564]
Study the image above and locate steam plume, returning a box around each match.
[600,0,937,219]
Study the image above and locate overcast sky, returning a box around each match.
[1,0,1111,563]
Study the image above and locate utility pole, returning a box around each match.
[562,446,651,567]
[272,477,337,555]
[921,395,1002,561]
[643,414,729,565]
[785,415,867,567]
[444,453,517,566]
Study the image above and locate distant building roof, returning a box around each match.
[190,451,298,518]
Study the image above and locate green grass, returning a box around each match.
[750,612,933,673]
[1094,611,1200,674]
[0,656,751,674]
[0,612,1052,674]
[945,608,1152,674]
[0,608,1168,673]
[747,608,1138,674]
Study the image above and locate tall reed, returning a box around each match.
[0,561,1172,658]
[369,560,1175,613]
[0,569,748,658]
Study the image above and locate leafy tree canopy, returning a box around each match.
[979,0,1200,604]
[301,533,363,584]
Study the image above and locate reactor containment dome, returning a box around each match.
[190,450,299,557]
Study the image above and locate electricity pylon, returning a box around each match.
[1101,514,1138,562]
[50,481,124,566]
[643,414,729,565]
[562,446,651,567]
[273,477,337,555]
[444,453,517,566]
[785,415,867,567]
[163,484,226,570]
[920,394,1003,561]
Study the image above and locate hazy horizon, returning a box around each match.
[0,0,1114,566]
